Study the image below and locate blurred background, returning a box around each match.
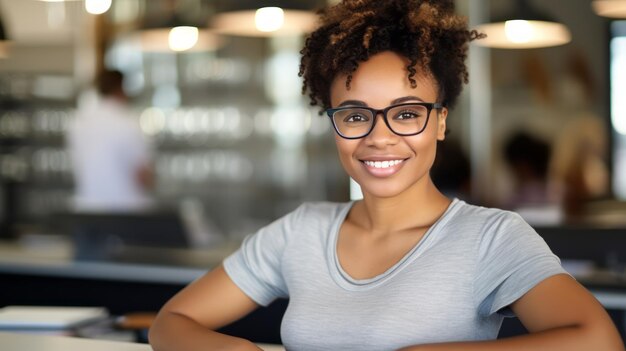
[0,0,345,243]
[0,0,624,240]
[0,0,626,343]
[0,0,624,257]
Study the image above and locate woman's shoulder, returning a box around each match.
[447,199,531,235]
[452,199,517,218]
[256,201,352,245]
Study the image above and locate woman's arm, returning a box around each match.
[149,265,262,351]
[399,274,624,351]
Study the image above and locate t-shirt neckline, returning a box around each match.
[328,198,462,291]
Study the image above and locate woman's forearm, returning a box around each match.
[398,324,624,351]
[149,310,261,351]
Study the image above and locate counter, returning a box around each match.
[0,331,285,351]
[0,331,150,351]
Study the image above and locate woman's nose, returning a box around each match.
[364,113,398,146]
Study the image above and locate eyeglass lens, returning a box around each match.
[332,104,429,138]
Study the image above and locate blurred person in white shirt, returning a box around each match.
[67,70,154,212]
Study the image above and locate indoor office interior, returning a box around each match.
[0,0,626,348]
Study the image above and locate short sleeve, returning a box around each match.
[474,212,568,317]
[223,205,303,306]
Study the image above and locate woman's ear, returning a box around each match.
[436,108,448,141]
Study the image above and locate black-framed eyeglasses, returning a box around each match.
[326,102,444,139]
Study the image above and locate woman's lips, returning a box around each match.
[360,159,406,177]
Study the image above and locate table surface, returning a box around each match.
[0,237,238,284]
[0,331,150,351]
[0,332,285,351]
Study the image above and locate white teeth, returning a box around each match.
[363,160,403,169]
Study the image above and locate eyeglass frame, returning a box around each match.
[325,102,445,140]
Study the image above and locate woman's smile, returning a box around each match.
[360,158,407,177]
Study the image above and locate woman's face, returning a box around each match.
[329,51,448,199]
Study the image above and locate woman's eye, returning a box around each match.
[345,114,369,123]
[395,110,421,120]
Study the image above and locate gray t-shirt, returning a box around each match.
[223,199,567,350]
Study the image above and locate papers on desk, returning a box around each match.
[256,344,286,351]
[0,306,109,332]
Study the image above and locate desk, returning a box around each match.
[0,331,150,351]
[0,237,238,284]
[0,332,286,351]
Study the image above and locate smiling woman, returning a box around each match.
[148,1,625,351]
[328,52,447,200]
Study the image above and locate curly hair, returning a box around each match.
[299,0,484,110]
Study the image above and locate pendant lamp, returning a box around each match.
[592,0,626,18]
[35,0,111,15]
[211,0,323,37]
[139,17,222,52]
[474,0,571,49]
[84,0,112,15]
[138,0,222,52]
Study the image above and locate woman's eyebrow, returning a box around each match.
[391,96,425,104]
[338,100,367,107]
[337,96,425,107]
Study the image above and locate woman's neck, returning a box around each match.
[352,179,452,237]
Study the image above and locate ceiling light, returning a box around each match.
[474,0,571,49]
[168,26,198,52]
[255,7,285,32]
[85,0,112,15]
[212,1,322,37]
[137,0,222,53]
[592,0,626,18]
[138,27,222,53]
